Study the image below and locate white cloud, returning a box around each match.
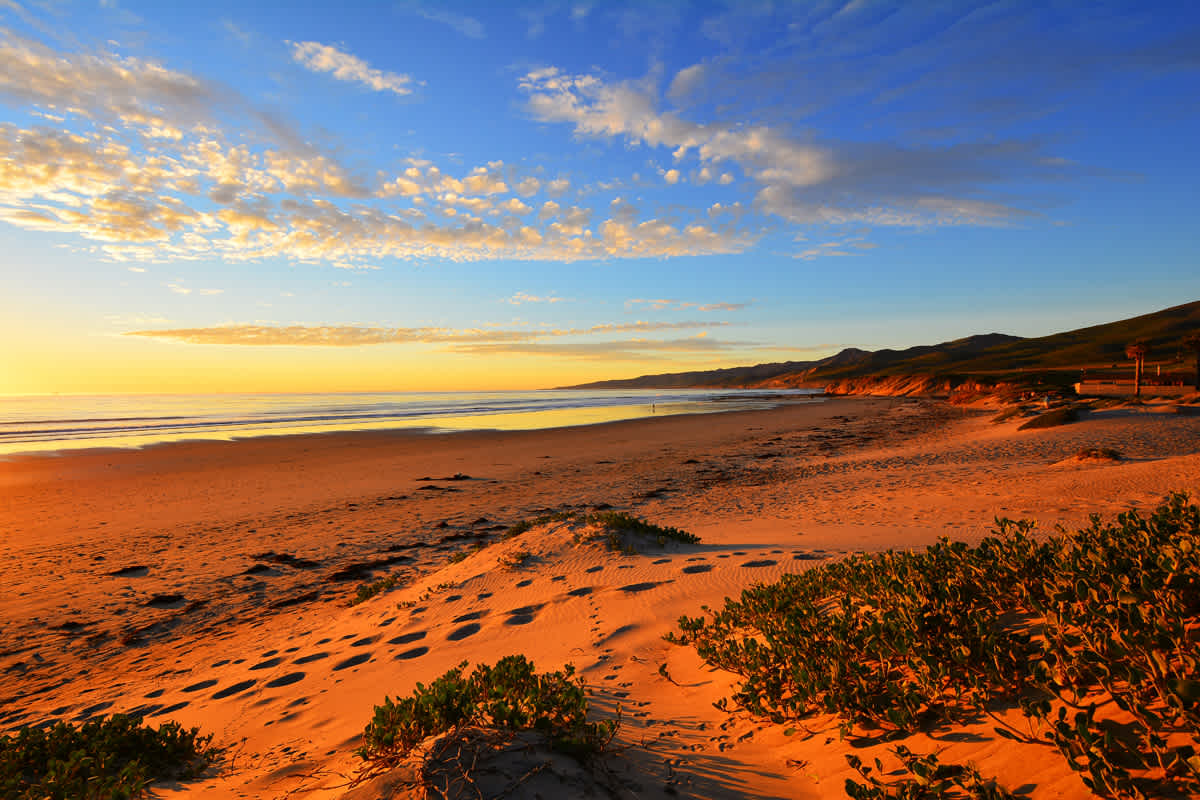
[514,176,541,196]
[0,38,753,268]
[507,291,564,305]
[667,63,706,100]
[125,318,727,347]
[289,41,414,96]
[519,67,1051,229]
[663,168,680,184]
[500,197,531,214]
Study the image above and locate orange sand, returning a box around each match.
[1,397,1198,798]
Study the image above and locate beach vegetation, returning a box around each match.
[354,655,616,784]
[0,713,218,800]
[1016,406,1078,430]
[668,493,1200,798]
[497,549,532,569]
[503,510,699,555]
[447,542,487,564]
[581,511,699,546]
[352,573,402,605]
[846,746,1019,799]
[503,511,574,539]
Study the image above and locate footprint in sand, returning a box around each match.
[76,701,114,719]
[585,565,603,574]
[212,679,257,700]
[682,564,713,574]
[742,560,777,568]
[158,701,189,715]
[447,623,481,641]
[249,657,284,671]
[293,652,329,665]
[793,552,825,561]
[651,558,671,565]
[182,679,218,693]
[619,581,672,593]
[567,586,594,597]
[395,646,429,660]
[387,631,427,646]
[264,672,306,689]
[452,610,487,623]
[504,604,543,626]
[515,579,533,588]
[350,635,377,648]
[108,565,149,578]
[333,652,372,671]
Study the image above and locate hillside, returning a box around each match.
[563,300,1200,391]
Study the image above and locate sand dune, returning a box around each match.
[1,397,1197,798]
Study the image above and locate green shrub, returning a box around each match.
[446,542,486,564]
[503,511,574,539]
[669,493,1200,798]
[503,511,699,554]
[579,511,700,549]
[1017,407,1078,430]
[355,655,615,779]
[846,746,1020,799]
[352,573,401,605]
[0,714,218,800]
[497,550,532,569]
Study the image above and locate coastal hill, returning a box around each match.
[562,299,1200,392]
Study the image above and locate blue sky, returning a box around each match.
[0,0,1197,392]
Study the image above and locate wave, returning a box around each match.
[0,389,820,454]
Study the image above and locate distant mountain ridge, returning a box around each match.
[560,300,1200,391]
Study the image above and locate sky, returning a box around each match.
[0,0,1197,394]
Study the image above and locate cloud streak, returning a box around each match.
[289,41,415,96]
[124,319,729,346]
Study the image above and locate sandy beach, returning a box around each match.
[2,396,1198,799]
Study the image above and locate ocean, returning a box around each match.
[0,389,821,456]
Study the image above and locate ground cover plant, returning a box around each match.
[354,655,616,786]
[579,511,699,546]
[352,572,402,605]
[0,713,218,799]
[668,493,1200,798]
[846,746,1018,799]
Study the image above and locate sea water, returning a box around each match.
[0,389,820,456]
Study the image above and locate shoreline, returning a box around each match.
[0,388,823,460]
[2,396,1198,798]
[0,394,840,477]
